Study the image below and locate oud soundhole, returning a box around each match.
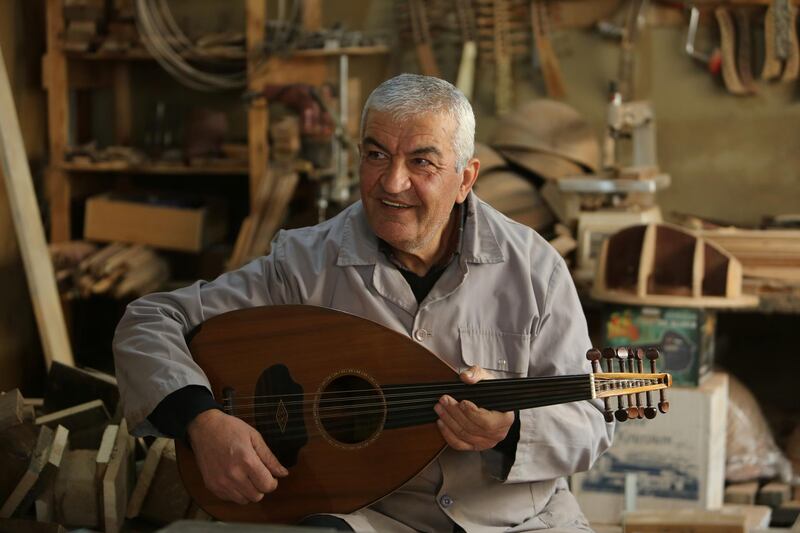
[318,373,386,446]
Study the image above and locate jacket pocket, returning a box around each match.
[458,327,531,377]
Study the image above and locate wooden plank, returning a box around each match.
[0,389,24,431]
[246,0,270,213]
[0,42,74,368]
[45,0,71,242]
[43,361,118,417]
[138,440,192,525]
[126,437,168,518]
[102,419,131,533]
[33,425,69,523]
[36,399,109,448]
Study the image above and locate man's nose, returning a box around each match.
[381,160,411,193]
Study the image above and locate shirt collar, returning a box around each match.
[336,192,505,267]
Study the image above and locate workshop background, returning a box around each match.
[1,0,799,532]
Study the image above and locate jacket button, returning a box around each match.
[439,494,454,508]
[414,328,427,341]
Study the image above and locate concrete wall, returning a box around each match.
[0,0,47,393]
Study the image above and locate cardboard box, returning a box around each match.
[572,372,729,525]
[602,305,716,386]
[84,193,227,253]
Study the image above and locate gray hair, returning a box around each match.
[360,74,475,173]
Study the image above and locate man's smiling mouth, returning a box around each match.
[381,200,412,209]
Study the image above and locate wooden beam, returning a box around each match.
[246,0,269,212]
[45,0,71,242]
[0,43,74,368]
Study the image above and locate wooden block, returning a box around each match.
[0,423,39,506]
[36,399,110,449]
[54,449,99,528]
[43,361,119,417]
[126,437,169,518]
[0,425,54,517]
[32,425,69,523]
[758,482,793,508]
[102,420,133,533]
[0,518,67,533]
[139,440,192,525]
[723,504,772,530]
[0,389,24,431]
[725,481,760,505]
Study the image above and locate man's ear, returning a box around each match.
[456,158,481,203]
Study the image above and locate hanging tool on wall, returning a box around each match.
[455,0,478,100]
[762,0,799,82]
[408,0,441,77]
[684,6,722,76]
[530,0,566,99]
[734,7,758,93]
[714,6,752,95]
[493,0,514,114]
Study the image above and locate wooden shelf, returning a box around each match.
[62,45,389,62]
[60,160,249,176]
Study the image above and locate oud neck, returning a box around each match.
[383,374,593,430]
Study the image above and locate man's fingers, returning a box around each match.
[251,432,289,478]
[436,419,475,451]
[459,365,490,384]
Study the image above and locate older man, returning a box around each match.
[113,74,613,532]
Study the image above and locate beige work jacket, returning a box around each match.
[113,193,613,532]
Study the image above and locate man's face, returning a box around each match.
[359,110,476,259]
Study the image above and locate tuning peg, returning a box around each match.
[587,348,614,423]
[610,347,629,421]
[625,347,644,419]
[615,348,638,419]
[601,347,616,372]
[638,347,657,418]
[586,348,602,373]
[646,348,670,414]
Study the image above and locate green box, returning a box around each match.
[602,305,716,387]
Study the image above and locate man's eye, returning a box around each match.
[412,158,431,168]
[367,151,387,160]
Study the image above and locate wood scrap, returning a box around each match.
[31,425,69,523]
[758,482,793,508]
[0,42,75,368]
[126,437,169,519]
[54,449,99,528]
[0,425,55,518]
[227,169,299,270]
[0,390,24,432]
[102,420,132,533]
[137,440,192,525]
[0,423,40,508]
[531,0,566,99]
[35,399,110,449]
[44,361,119,418]
[53,241,169,300]
[725,481,760,505]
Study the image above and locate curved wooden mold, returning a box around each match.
[591,223,758,308]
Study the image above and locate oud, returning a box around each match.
[176,305,671,523]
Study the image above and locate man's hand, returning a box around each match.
[186,409,288,505]
[433,365,516,451]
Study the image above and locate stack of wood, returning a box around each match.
[99,0,139,54]
[0,363,210,532]
[228,167,300,270]
[50,242,169,299]
[696,228,800,284]
[62,0,106,52]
